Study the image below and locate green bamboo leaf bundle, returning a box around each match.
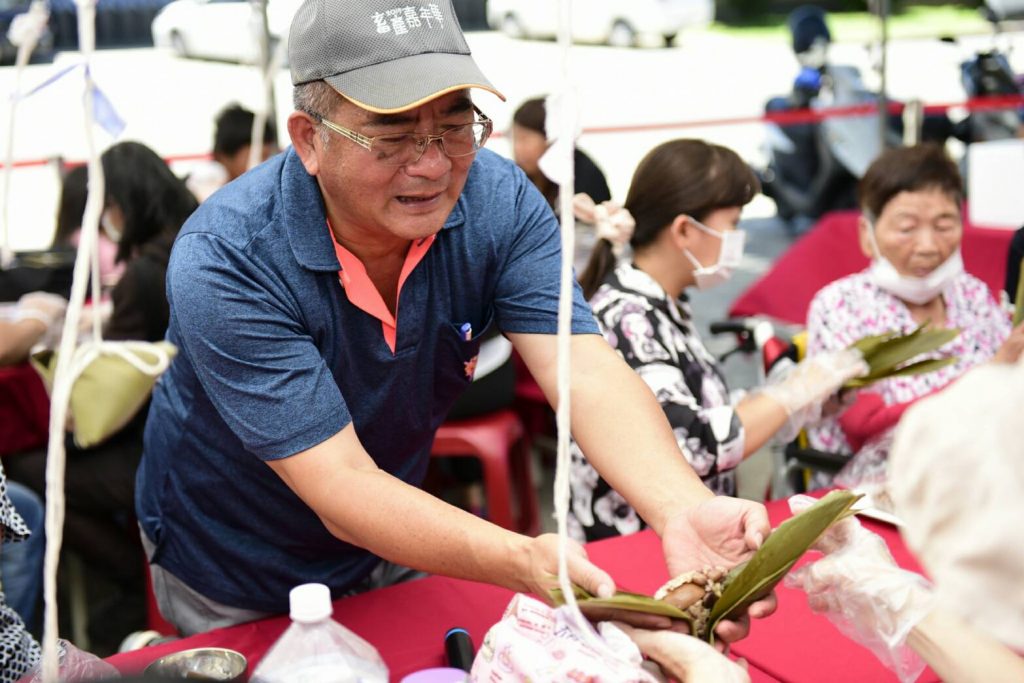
[844,322,959,389]
[551,489,861,643]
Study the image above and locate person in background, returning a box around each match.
[511,96,612,272]
[568,139,866,542]
[806,144,1024,488]
[1,479,44,633]
[53,164,123,289]
[7,141,198,653]
[788,358,1024,683]
[186,103,280,202]
[0,461,42,683]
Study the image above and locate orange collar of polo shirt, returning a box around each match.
[328,222,435,354]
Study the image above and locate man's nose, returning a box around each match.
[405,138,450,178]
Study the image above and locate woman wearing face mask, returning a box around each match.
[6,141,198,653]
[806,144,1024,489]
[568,139,867,542]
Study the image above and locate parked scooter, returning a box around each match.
[757,6,916,234]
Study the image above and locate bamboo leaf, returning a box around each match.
[844,323,960,389]
[704,490,861,642]
[845,357,957,388]
[550,587,695,622]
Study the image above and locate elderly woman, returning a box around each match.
[806,144,1024,487]
[568,139,866,542]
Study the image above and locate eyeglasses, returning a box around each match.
[306,106,493,166]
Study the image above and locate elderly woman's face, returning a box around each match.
[860,188,962,277]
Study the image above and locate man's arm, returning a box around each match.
[266,423,617,600]
[510,331,713,533]
[511,331,776,645]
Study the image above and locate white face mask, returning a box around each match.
[683,218,746,290]
[865,225,963,305]
[100,210,122,244]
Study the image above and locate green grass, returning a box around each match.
[709,4,992,42]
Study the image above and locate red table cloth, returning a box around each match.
[106,497,931,682]
[0,362,49,457]
[730,209,1016,325]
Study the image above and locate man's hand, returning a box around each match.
[613,622,751,683]
[661,496,777,644]
[520,534,676,630]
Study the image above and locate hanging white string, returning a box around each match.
[549,0,611,653]
[39,0,101,678]
[247,0,285,172]
[0,0,49,268]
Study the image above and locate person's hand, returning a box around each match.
[520,533,674,629]
[761,348,868,441]
[613,622,751,683]
[784,496,934,679]
[14,291,67,330]
[660,497,777,645]
[993,322,1024,364]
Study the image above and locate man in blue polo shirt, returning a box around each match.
[138,0,778,638]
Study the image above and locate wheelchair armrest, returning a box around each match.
[784,442,848,474]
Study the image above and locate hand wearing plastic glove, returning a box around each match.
[760,348,868,442]
[614,622,751,683]
[14,291,67,328]
[783,495,935,683]
[13,291,67,348]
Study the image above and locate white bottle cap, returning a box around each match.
[289,583,333,623]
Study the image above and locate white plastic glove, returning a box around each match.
[783,495,935,683]
[760,348,868,442]
[13,291,67,348]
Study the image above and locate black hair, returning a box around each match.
[858,144,963,220]
[100,141,198,263]
[53,164,89,245]
[213,104,278,157]
[579,139,759,299]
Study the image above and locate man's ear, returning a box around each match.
[287,111,320,176]
[857,215,875,260]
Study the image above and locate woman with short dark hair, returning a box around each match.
[806,144,1024,488]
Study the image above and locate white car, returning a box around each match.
[486,0,714,48]
[151,0,300,62]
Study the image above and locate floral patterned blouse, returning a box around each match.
[0,462,41,683]
[806,269,1010,486]
[569,263,744,542]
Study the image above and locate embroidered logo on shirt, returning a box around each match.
[372,5,444,34]
[464,355,478,380]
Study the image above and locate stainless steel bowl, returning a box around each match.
[144,647,247,681]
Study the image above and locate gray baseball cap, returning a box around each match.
[288,0,505,114]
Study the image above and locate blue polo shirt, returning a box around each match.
[136,147,599,612]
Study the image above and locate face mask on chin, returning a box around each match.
[100,210,123,244]
[865,224,963,305]
[683,217,746,290]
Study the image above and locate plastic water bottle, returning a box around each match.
[250,583,389,683]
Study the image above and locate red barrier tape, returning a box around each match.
[4,94,1021,168]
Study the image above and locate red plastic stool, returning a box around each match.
[430,409,540,536]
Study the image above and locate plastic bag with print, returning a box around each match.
[469,594,660,683]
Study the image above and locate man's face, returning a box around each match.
[312,91,478,245]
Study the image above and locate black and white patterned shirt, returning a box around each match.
[0,461,41,683]
[569,263,744,542]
